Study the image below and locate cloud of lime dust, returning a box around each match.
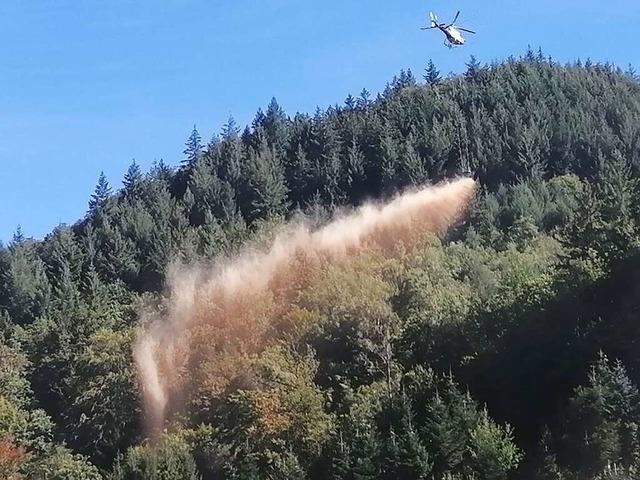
[133,177,478,438]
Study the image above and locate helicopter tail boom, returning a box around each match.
[429,11,438,28]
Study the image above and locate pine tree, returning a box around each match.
[596,153,640,258]
[11,226,25,246]
[424,389,468,477]
[263,97,290,153]
[0,240,51,324]
[344,94,356,110]
[424,60,441,86]
[246,144,289,221]
[524,45,536,61]
[380,393,431,480]
[565,154,640,266]
[88,172,112,213]
[399,137,427,187]
[342,137,366,202]
[182,124,203,165]
[534,427,565,480]
[468,408,522,480]
[560,352,640,477]
[308,118,343,206]
[357,88,371,109]
[465,55,482,79]
[222,115,241,140]
[122,159,143,196]
[149,159,173,185]
[377,130,399,192]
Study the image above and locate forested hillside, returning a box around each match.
[2,50,640,479]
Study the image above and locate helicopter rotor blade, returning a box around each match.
[457,27,476,34]
[447,10,460,26]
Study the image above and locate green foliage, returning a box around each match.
[206,347,334,478]
[88,172,112,215]
[468,410,521,480]
[63,329,140,465]
[564,154,640,267]
[424,60,441,86]
[554,352,640,477]
[3,52,640,480]
[0,239,51,325]
[23,446,103,480]
[114,433,199,480]
[182,125,203,166]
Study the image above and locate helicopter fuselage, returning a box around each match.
[424,11,474,48]
[439,25,465,45]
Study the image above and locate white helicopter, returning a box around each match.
[421,11,475,48]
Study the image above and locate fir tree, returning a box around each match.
[11,226,25,246]
[561,352,640,477]
[344,94,356,110]
[424,60,441,86]
[246,144,289,221]
[149,159,173,184]
[342,137,366,202]
[182,124,203,165]
[264,97,288,146]
[88,171,112,213]
[122,159,143,196]
[357,88,371,109]
[465,55,482,79]
[222,115,241,140]
[380,393,431,480]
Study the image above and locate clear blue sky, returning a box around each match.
[1,0,638,243]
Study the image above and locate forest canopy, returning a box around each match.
[1,50,640,479]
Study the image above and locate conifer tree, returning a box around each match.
[182,125,203,166]
[344,94,356,110]
[221,115,241,140]
[534,427,565,480]
[465,55,482,79]
[379,393,431,480]
[357,88,372,109]
[424,60,441,86]
[560,352,640,477]
[11,226,24,246]
[263,97,290,153]
[342,137,366,202]
[88,171,112,213]
[399,137,427,187]
[122,159,143,196]
[246,145,289,221]
[377,130,399,192]
[150,159,173,184]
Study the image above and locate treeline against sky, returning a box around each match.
[1,49,640,479]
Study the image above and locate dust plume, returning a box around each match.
[134,178,477,437]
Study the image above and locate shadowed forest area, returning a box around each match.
[2,49,640,479]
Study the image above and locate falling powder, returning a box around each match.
[134,177,477,438]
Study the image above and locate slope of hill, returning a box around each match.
[1,51,640,479]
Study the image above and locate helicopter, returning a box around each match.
[421,11,475,48]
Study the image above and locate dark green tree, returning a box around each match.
[88,172,112,213]
[182,125,203,166]
[424,60,441,86]
[559,352,640,477]
[122,160,143,197]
